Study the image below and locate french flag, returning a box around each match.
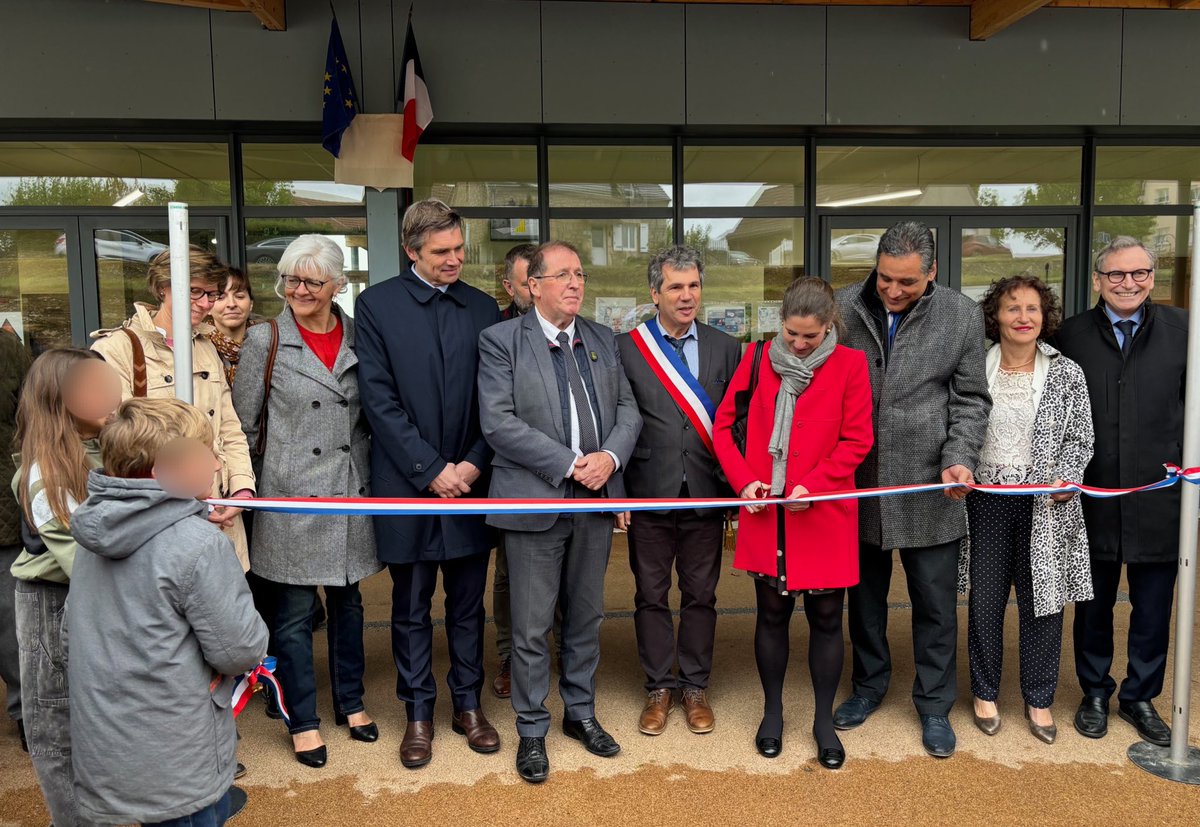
[398,18,432,166]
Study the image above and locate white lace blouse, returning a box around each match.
[976,368,1037,485]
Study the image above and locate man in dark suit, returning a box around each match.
[615,245,740,737]
[1051,236,1186,748]
[477,240,642,784]
[355,199,502,769]
[499,242,536,321]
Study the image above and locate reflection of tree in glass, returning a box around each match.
[684,223,712,253]
[1013,183,1154,251]
[8,176,293,208]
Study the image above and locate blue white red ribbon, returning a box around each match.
[208,464,1200,516]
[232,655,291,728]
[628,318,718,454]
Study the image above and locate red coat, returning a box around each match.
[713,344,874,589]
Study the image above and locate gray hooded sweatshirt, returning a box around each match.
[66,471,268,825]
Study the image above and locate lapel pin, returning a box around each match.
[589,350,598,362]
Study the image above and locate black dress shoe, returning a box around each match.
[920,714,956,758]
[17,719,27,753]
[817,746,845,769]
[756,736,782,758]
[265,695,283,720]
[295,745,327,768]
[562,717,621,757]
[1119,701,1171,747]
[516,736,549,784]
[334,712,379,743]
[833,694,881,731]
[1074,696,1108,739]
[235,762,247,779]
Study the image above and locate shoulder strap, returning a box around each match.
[254,320,280,456]
[747,340,764,394]
[121,328,148,398]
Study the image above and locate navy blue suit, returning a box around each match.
[355,266,501,719]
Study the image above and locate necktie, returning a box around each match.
[557,331,600,455]
[1116,319,1136,359]
[887,313,902,352]
[663,334,687,359]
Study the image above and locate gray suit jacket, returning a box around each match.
[233,307,381,586]
[616,321,741,503]
[478,310,643,531]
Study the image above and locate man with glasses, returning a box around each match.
[355,199,502,769]
[1051,236,1187,748]
[477,240,642,783]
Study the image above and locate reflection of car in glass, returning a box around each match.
[830,233,880,263]
[726,250,761,266]
[961,235,1013,258]
[54,229,169,263]
[245,236,298,264]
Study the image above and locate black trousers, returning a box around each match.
[627,507,724,692]
[847,539,959,716]
[966,492,1063,708]
[388,553,489,721]
[1074,556,1176,704]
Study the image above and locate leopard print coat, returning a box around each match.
[958,341,1095,617]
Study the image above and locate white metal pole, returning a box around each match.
[167,202,193,406]
[1129,201,1200,783]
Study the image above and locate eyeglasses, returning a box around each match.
[189,288,220,303]
[1097,268,1153,285]
[534,270,589,284]
[282,275,331,292]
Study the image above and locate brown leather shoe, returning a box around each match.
[493,657,512,699]
[400,720,434,769]
[638,689,673,736]
[452,708,501,754]
[681,688,715,734]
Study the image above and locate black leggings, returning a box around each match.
[754,579,845,748]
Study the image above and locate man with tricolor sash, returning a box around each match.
[616,246,741,738]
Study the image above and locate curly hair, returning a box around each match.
[980,274,1062,343]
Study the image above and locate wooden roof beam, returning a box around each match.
[242,0,286,30]
[970,0,1052,39]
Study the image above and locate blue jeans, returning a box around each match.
[14,579,81,826]
[144,789,231,827]
[272,582,366,735]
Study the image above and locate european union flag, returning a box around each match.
[321,17,359,158]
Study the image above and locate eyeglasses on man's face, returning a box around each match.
[1097,268,1153,285]
[534,270,589,285]
[282,275,332,292]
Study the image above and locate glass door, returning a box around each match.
[949,215,1077,310]
[78,216,229,331]
[0,217,83,354]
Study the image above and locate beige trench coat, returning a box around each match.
[91,302,256,570]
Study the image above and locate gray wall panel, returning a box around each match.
[212,0,361,122]
[359,0,397,116]
[826,8,1122,126]
[405,0,542,124]
[1,0,214,119]
[542,1,684,124]
[1121,11,1200,126]
[686,6,825,125]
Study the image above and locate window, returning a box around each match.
[0,228,72,354]
[241,143,362,207]
[1092,215,1193,307]
[244,218,368,319]
[0,141,230,207]
[1095,146,1200,206]
[413,144,538,208]
[683,145,804,208]
[549,145,672,208]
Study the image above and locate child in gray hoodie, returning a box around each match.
[66,398,268,826]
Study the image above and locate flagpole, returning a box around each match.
[1128,200,1200,784]
[167,202,193,406]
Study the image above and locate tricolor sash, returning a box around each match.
[232,656,291,729]
[628,318,718,454]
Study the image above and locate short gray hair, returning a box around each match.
[1094,235,1157,273]
[876,221,936,275]
[276,234,347,290]
[647,245,705,293]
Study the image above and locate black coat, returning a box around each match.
[1051,301,1188,563]
[354,267,501,564]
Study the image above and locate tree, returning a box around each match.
[684,222,712,254]
[1015,182,1154,253]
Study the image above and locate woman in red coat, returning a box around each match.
[714,277,873,769]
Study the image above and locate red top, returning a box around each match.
[297,317,343,370]
[713,344,874,590]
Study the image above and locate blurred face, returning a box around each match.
[503,257,533,312]
[995,286,1043,348]
[781,314,829,359]
[529,247,586,329]
[652,264,702,336]
[159,278,220,328]
[876,253,936,314]
[212,276,253,335]
[153,437,222,500]
[283,265,335,321]
[406,227,465,286]
[1093,246,1155,318]
[63,359,122,437]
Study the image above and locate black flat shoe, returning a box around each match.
[335,712,379,743]
[516,736,549,784]
[562,717,620,757]
[756,736,782,758]
[265,696,283,720]
[295,745,327,768]
[817,746,845,769]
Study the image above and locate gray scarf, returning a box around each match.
[766,327,838,495]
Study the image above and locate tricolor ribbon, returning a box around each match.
[232,655,291,729]
[209,465,1200,516]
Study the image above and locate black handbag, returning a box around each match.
[730,340,764,455]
